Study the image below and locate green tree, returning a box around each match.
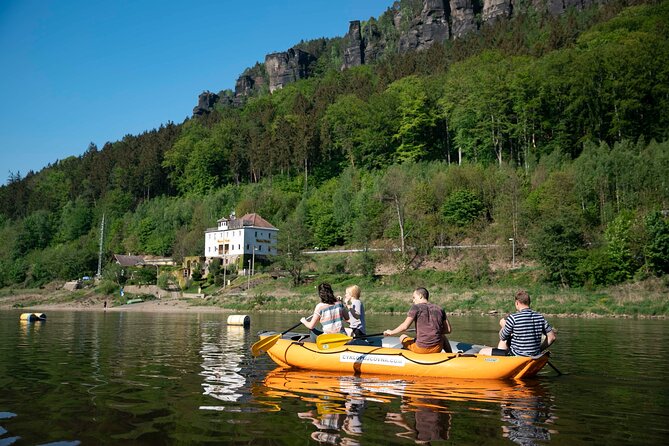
[387,76,436,163]
[378,165,415,269]
[605,210,642,283]
[277,204,312,286]
[643,211,669,276]
[13,210,55,258]
[58,198,93,242]
[307,178,343,248]
[532,218,585,286]
[351,174,385,248]
[442,190,484,228]
[163,120,226,194]
[320,94,370,168]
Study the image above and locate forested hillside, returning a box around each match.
[1,0,668,289]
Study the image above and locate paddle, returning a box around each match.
[316,329,415,350]
[547,360,564,376]
[250,316,311,357]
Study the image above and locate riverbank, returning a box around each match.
[0,289,225,313]
[1,275,667,318]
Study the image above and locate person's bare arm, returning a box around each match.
[540,329,557,351]
[443,316,452,334]
[301,313,319,329]
[341,302,349,321]
[384,316,414,336]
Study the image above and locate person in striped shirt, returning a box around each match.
[480,290,556,357]
[301,282,349,341]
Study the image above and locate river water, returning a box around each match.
[0,310,667,445]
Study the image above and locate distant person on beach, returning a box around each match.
[383,287,452,354]
[301,283,349,342]
[479,290,556,357]
[343,285,366,337]
[103,300,107,311]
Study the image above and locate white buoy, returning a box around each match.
[227,314,250,328]
[19,313,46,322]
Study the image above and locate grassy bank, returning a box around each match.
[192,268,669,318]
[2,268,667,317]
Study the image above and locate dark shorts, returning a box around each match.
[351,328,366,338]
[491,348,513,356]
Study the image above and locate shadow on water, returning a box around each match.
[254,368,556,445]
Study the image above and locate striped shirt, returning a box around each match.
[500,308,553,357]
[314,302,347,334]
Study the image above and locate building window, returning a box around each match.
[246,244,249,250]
[258,245,262,251]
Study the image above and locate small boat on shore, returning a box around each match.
[255,331,549,380]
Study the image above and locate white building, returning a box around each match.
[204,212,278,268]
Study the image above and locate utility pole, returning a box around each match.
[252,244,256,276]
[509,238,515,268]
[97,214,105,278]
[222,250,227,289]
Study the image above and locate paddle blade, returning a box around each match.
[250,334,281,357]
[316,333,353,350]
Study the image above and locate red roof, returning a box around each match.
[240,213,277,229]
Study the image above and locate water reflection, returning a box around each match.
[500,389,556,445]
[258,368,556,445]
[199,324,248,410]
[385,399,451,444]
[298,399,366,446]
[296,385,367,445]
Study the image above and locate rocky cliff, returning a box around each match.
[342,21,365,69]
[265,48,316,93]
[195,0,609,114]
[192,91,220,116]
[399,0,451,52]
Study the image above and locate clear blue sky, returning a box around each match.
[0,0,391,184]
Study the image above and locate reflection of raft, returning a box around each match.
[258,332,549,380]
[20,313,47,322]
[261,367,541,405]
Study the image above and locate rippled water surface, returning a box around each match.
[1,310,668,445]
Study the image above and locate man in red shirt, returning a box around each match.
[384,287,452,353]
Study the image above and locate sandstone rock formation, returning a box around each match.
[342,21,365,69]
[399,0,451,52]
[265,48,316,93]
[193,91,219,116]
[235,75,259,97]
[194,0,612,115]
[363,20,386,64]
[482,0,512,23]
[450,0,478,38]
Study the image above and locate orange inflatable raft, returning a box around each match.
[257,332,549,380]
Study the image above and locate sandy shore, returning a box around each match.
[0,292,233,313]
